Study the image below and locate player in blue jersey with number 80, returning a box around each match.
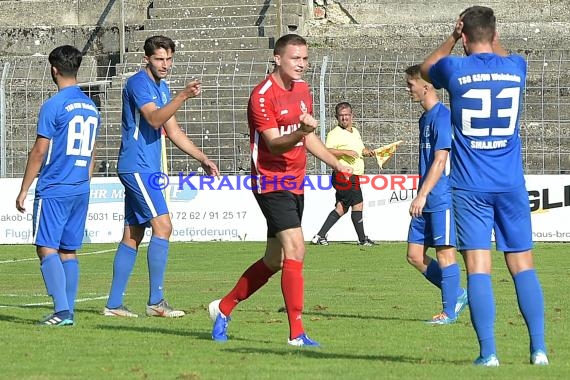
[420,6,548,366]
[16,45,100,326]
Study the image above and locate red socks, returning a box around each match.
[219,259,275,316]
[281,258,304,339]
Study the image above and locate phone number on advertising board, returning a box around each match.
[88,211,248,222]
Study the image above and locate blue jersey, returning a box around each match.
[418,102,452,212]
[429,53,526,192]
[118,70,171,174]
[35,85,100,198]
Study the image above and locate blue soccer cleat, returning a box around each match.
[473,354,500,367]
[39,311,74,326]
[209,299,230,341]
[530,350,549,365]
[426,312,457,325]
[455,288,469,316]
[287,333,320,347]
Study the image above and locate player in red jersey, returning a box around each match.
[208,34,352,347]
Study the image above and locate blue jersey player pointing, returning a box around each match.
[103,35,219,318]
[421,6,548,366]
[16,45,100,325]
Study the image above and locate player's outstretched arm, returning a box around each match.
[139,80,202,130]
[16,136,50,213]
[420,18,463,83]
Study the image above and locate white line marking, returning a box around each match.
[0,244,148,265]
[0,295,108,309]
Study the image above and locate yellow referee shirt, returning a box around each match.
[325,125,366,175]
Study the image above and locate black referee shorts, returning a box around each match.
[332,172,364,208]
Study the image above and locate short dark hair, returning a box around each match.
[460,6,496,43]
[48,45,82,78]
[404,64,421,78]
[335,102,352,116]
[144,35,176,57]
[273,34,307,56]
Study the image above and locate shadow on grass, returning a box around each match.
[282,308,425,322]
[223,347,469,365]
[95,323,214,340]
[0,312,44,325]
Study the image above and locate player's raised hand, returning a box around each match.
[299,112,317,134]
[182,79,202,99]
[452,17,464,41]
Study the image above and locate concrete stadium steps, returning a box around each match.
[340,0,569,24]
[306,22,570,52]
[149,4,277,18]
[135,26,278,40]
[120,50,274,64]
[128,36,274,53]
[152,0,273,7]
[144,15,277,31]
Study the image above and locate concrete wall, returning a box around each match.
[0,0,150,56]
[307,0,570,51]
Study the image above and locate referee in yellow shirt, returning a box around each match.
[311,102,376,246]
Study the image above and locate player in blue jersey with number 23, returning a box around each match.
[420,6,548,366]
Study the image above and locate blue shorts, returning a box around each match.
[407,208,456,247]
[120,173,169,227]
[453,187,532,252]
[33,193,89,250]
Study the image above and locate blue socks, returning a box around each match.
[62,258,79,315]
[40,254,69,313]
[423,259,442,288]
[147,236,169,305]
[468,273,496,358]
[106,243,137,309]
[513,269,546,353]
[441,263,460,318]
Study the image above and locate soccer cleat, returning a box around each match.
[426,312,457,325]
[146,299,185,318]
[358,237,375,246]
[209,300,230,341]
[530,350,549,365]
[311,235,329,246]
[473,354,500,367]
[455,288,469,316]
[103,305,139,318]
[39,311,74,326]
[287,333,320,347]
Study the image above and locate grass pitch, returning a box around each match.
[0,242,567,379]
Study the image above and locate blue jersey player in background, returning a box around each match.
[404,64,467,325]
[16,45,100,326]
[421,6,548,366]
[103,35,219,318]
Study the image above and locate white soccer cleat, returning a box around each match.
[103,305,139,318]
[208,299,222,322]
[146,299,185,318]
[531,350,549,365]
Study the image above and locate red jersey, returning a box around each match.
[248,75,313,194]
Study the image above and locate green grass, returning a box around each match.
[0,242,568,379]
